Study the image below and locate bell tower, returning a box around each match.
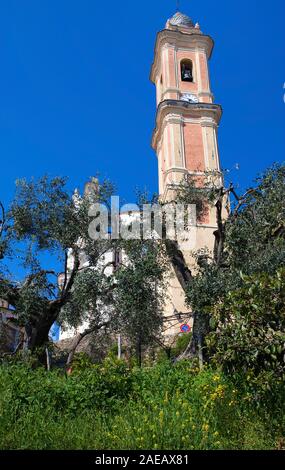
[150,11,222,200]
[150,12,224,335]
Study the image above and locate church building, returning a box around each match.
[58,10,223,342]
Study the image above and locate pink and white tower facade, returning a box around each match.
[150,12,223,334]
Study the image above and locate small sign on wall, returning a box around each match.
[180,324,191,333]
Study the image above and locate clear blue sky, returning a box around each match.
[0,0,284,208]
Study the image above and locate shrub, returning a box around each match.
[207,269,285,382]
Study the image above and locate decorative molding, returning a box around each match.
[161,87,180,100]
[180,119,186,168]
[213,126,220,171]
[195,49,202,93]
[163,47,168,89]
[202,126,210,169]
[198,91,214,99]
[152,100,222,150]
[170,123,175,167]
[200,117,217,128]
[164,168,203,176]
[150,29,214,83]
[174,47,179,89]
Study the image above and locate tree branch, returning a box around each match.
[0,201,5,239]
[60,248,80,303]
[232,188,257,218]
[60,250,69,295]
[23,270,57,288]
[164,239,192,292]
[66,321,109,367]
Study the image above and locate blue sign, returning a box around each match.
[180,324,191,333]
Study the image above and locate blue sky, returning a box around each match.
[0,0,284,209]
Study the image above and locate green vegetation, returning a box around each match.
[0,359,284,450]
[0,164,284,450]
[0,176,167,361]
[207,269,285,383]
[179,164,285,358]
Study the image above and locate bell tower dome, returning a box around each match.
[150,12,222,200]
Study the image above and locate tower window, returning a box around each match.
[181,59,193,82]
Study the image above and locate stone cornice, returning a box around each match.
[150,29,214,83]
[152,100,222,150]
[165,168,205,176]
[165,167,187,175]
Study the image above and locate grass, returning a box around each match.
[0,359,284,450]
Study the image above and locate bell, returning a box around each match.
[182,69,192,81]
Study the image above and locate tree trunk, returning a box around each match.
[66,332,86,368]
[25,322,51,350]
[24,304,61,366]
[66,322,109,368]
[164,240,202,360]
[136,338,142,367]
[197,335,204,370]
[46,347,51,371]
[214,196,226,267]
[165,240,192,291]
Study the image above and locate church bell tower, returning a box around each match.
[150,12,224,334]
[150,11,222,200]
